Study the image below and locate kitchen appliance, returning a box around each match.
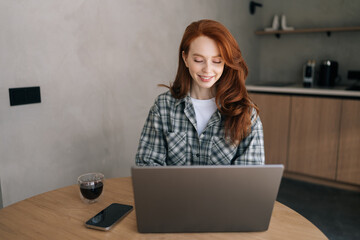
[319,60,339,87]
[303,60,315,88]
[346,70,360,91]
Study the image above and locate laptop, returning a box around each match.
[131,165,284,233]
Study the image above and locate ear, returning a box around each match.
[182,51,189,68]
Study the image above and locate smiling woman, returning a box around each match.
[135,19,264,166]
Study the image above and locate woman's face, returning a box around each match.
[182,36,225,99]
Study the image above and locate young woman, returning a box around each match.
[135,19,264,166]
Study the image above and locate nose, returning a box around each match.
[202,61,211,73]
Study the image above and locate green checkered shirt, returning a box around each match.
[135,91,265,166]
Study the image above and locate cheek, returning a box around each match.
[215,65,225,75]
[188,63,201,74]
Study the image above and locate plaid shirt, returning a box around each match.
[135,91,265,166]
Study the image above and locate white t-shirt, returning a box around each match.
[191,97,218,135]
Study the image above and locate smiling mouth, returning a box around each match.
[198,75,215,82]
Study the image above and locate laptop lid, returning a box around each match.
[131,165,284,233]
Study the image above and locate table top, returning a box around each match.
[0,177,328,240]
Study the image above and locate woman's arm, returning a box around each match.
[135,102,167,166]
[232,109,265,165]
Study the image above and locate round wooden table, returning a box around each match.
[0,177,327,239]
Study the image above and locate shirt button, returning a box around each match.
[196,153,200,157]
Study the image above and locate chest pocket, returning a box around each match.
[165,132,187,165]
[209,136,237,165]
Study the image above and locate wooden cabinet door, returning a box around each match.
[337,99,360,185]
[288,96,342,180]
[249,93,291,166]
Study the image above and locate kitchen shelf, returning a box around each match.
[255,26,360,38]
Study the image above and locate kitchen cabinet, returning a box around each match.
[337,99,360,185]
[249,91,360,188]
[287,96,342,180]
[249,93,291,166]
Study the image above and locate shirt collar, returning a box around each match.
[174,92,191,107]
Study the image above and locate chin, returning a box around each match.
[201,81,217,88]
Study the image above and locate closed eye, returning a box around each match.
[213,58,223,64]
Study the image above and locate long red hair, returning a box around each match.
[166,19,258,144]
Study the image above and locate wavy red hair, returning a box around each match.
[166,19,258,144]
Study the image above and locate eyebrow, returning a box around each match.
[192,53,222,58]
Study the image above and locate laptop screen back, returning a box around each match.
[131,165,284,233]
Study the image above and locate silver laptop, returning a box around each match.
[131,165,284,233]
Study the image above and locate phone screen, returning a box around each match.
[85,203,133,231]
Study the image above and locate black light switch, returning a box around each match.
[9,86,41,106]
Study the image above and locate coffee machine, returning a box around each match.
[318,60,339,87]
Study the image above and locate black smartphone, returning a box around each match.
[85,203,133,231]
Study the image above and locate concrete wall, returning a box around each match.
[256,0,360,85]
[0,0,257,207]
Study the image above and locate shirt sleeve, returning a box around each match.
[135,101,167,166]
[232,109,265,165]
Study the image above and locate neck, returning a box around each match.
[190,86,216,100]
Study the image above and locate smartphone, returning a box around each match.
[85,203,133,231]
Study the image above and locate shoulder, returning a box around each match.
[153,90,176,107]
[250,107,262,129]
[151,90,180,114]
[154,90,185,108]
[250,107,258,119]
[155,90,175,102]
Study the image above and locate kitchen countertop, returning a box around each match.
[246,84,360,98]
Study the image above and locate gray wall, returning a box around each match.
[256,0,360,85]
[0,0,257,207]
